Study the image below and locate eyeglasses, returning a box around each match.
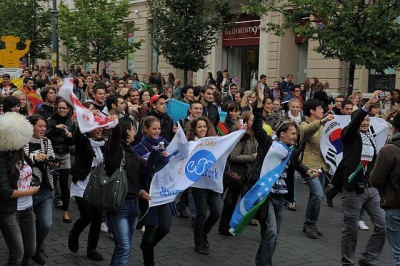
[58,107,69,110]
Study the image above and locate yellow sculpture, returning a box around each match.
[0,36,31,68]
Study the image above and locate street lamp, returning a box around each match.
[51,0,59,76]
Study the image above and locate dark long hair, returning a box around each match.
[2,96,20,113]
[10,149,25,176]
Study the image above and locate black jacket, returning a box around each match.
[202,102,220,129]
[0,152,35,213]
[145,109,175,142]
[70,130,99,183]
[36,104,55,120]
[332,108,376,192]
[46,114,76,154]
[105,123,142,198]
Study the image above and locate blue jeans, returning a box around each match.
[33,189,53,251]
[304,171,326,226]
[106,199,140,266]
[0,207,36,266]
[192,188,222,247]
[386,209,400,266]
[256,196,284,266]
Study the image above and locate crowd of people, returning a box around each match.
[0,67,400,266]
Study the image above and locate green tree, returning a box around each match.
[243,0,400,95]
[0,0,51,66]
[58,0,142,73]
[148,0,232,85]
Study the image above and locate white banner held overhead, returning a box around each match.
[57,78,117,133]
[149,129,245,207]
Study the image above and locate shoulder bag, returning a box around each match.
[83,149,127,212]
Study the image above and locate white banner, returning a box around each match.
[57,78,117,133]
[320,115,388,175]
[149,127,245,207]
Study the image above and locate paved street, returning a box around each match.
[0,179,395,266]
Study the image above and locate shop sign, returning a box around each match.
[222,19,260,47]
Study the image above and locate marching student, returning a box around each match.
[218,112,258,236]
[185,116,219,255]
[249,86,317,266]
[332,91,386,265]
[68,124,107,262]
[299,99,334,239]
[105,116,142,265]
[370,112,400,266]
[134,116,171,266]
[0,112,39,266]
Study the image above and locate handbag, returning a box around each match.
[83,149,127,212]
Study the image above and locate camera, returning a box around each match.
[45,156,60,165]
[379,91,386,98]
[30,174,41,187]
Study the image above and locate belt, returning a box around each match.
[269,193,285,199]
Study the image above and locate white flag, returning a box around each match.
[57,78,117,133]
[320,115,388,175]
[149,129,245,207]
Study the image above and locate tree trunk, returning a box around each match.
[183,69,188,86]
[347,63,356,97]
[96,61,100,74]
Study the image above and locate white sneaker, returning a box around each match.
[358,220,369,231]
[141,225,145,233]
[100,222,109,233]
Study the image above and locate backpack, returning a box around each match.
[83,149,127,212]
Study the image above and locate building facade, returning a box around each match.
[54,0,400,95]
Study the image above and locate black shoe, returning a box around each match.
[87,250,104,261]
[53,199,63,208]
[32,252,46,265]
[63,217,72,223]
[218,229,233,236]
[68,231,79,253]
[195,246,209,255]
[358,259,375,266]
[177,211,190,218]
[327,198,333,207]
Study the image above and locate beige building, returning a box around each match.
[55,0,400,95]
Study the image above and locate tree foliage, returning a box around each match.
[0,0,52,63]
[242,0,400,72]
[58,0,142,72]
[148,0,232,84]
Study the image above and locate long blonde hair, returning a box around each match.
[348,92,363,108]
[12,90,31,115]
[385,105,400,121]
[241,90,256,108]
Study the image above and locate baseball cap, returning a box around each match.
[150,94,168,107]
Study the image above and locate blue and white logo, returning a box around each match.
[185,150,216,182]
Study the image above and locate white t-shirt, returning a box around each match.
[17,161,33,211]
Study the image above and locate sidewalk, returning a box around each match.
[0,179,394,265]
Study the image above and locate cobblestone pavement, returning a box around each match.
[0,179,394,265]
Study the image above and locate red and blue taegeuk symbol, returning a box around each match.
[329,128,343,154]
